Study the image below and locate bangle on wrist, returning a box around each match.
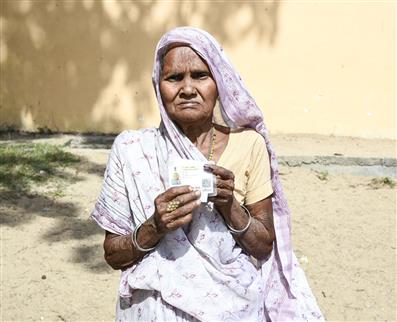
[132,222,157,252]
[226,204,252,235]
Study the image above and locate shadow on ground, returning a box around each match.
[0,150,112,273]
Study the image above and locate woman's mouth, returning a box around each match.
[177,101,200,108]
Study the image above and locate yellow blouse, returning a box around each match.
[217,129,273,205]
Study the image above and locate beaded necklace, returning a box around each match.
[207,126,216,161]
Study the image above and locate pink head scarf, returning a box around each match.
[152,26,295,295]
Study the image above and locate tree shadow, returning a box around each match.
[0,147,111,272]
[0,190,110,273]
[70,244,111,273]
[0,191,80,226]
[1,0,280,133]
[0,148,102,229]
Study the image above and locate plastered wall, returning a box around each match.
[1,0,395,138]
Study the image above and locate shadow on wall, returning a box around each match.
[1,0,279,133]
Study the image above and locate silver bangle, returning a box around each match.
[132,222,156,252]
[226,204,252,235]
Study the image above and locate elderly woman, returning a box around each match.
[91,27,324,321]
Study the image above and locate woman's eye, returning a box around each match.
[167,74,182,82]
[194,72,208,79]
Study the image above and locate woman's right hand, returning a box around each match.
[153,185,201,234]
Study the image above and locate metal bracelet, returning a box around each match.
[132,222,156,252]
[226,204,252,235]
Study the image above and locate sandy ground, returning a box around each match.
[1,134,396,322]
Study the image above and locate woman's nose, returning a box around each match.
[180,78,196,97]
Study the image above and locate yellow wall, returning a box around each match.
[1,0,395,138]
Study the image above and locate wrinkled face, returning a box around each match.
[159,46,218,127]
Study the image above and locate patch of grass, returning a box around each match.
[369,177,396,189]
[315,171,329,181]
[0,143,80,195]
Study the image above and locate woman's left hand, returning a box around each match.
[204,164,235,210]
[204,163,275,260]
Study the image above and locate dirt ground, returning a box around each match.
[1,134,396,322]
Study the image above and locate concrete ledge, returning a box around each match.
[278,156,397,167]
